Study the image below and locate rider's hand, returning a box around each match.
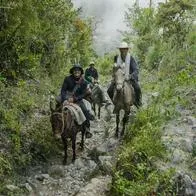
[91,77,95,83]
[68,97,74,103]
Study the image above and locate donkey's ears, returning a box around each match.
[113,64,121,70]
[50,95,56,112]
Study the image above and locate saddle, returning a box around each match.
[63,103,86,125]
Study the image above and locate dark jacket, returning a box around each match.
[61,75,89,103]
[85,67,98,82]
[114,55,139,81]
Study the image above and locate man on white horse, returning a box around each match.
[107,42,142,108]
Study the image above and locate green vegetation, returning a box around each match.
[111,0,195,195]
[0,0,94,194]
[0,0,195,195]
[96,53,114,83]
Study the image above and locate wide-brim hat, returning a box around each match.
[89,61,95,65]
[69,64,84,74]
[118,42,129,49]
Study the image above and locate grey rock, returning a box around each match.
[87,160,97,170]
[35,174,45,181]
[190,158,196,170]
[192,182,196,189]
[99,156,113,170]
[185,188,195,196]
[6,184,19,191]
[24,183,33,192]
[172,149,186,164]
[180,138,193,152]
[96,143,108,154]
[76,176,112,196]
[74,158,85,169]
[184,174,193,188]
[192,126,196,131]
[41,174,50,179]
[48,165,65,178]
[186,116,195,126]
[107,138,118,151]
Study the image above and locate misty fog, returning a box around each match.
[72,0,164,56]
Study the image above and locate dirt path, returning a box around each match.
[22,103,119,196]
[10,92,195,196]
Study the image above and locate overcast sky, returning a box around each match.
[72,0,164,55]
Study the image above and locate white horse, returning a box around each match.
[112,66,134,137]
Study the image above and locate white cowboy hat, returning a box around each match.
[89,61,95,65]
[118,42,129,49]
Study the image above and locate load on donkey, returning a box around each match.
[85,60,111,119]
[50,64,94,164]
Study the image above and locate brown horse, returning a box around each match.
[112,66,134,137]
[50,100,86,164]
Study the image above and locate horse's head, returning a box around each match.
[50,96,64,139]
[113,66,125,91]
[50,111,64,139]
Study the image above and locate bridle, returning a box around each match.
[51,111,65,134]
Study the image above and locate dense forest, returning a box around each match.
[0,0,195,195]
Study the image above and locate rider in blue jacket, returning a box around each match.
[107,42,142,108]
[61,64,94,138]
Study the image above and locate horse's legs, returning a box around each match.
[98,105,101,119]
[80,125,85,150]
[61,134,68,165]
[93,103,96,116]
[71,132,76,163]
[121,111,129,136]
[115,112,120,138]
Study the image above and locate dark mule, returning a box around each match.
[112,66,134,137]
[50,99,86,164]
[91,83,109,119]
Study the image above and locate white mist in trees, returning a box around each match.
[72,0,165,55]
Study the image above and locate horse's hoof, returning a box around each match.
[120,132,124,137]
[115,132,118,138]
[80,143,84,150]
[85,131,93,139]
[72,158,76,163]
[63,159,67,165]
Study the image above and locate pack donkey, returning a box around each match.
[90,83,105,119]
[50,98,86,164]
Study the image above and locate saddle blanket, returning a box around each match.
[63,103,86,125]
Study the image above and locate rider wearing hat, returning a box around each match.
[107,42,142,108]
[85,61,99,84]
[85,60,110,106]
[60,64,94,138]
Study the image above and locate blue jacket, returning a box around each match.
[61,75,89,103]
[85,67,98,82]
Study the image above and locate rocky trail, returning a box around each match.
[7,93,196,196]
[17,102,119,196]
[158,107,196,195]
